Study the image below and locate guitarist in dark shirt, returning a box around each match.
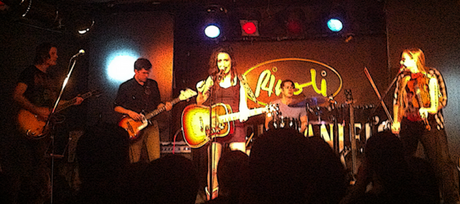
[11,43,84,203]
[114,58,172,163]
[14,43,84,124]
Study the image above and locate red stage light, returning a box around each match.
[242,22,256,34]
[287,20,302,34]
[240,20,259,36]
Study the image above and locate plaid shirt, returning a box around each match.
[393,67,447,129]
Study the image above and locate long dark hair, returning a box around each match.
[207,45,238,81]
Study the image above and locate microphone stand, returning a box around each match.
[328,96,340,156]
[46,55,80,204]
[207,71,221,200]
[365,68,405,134]
[363,68,395,127]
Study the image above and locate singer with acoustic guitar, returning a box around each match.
[11,42,85,204]
[114,58,172,164]
[193,46,250,200]
[391,48,459,203]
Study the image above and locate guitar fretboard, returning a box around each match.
[218,107,266,123]
[145,97,181,120]
[55,91,95,113]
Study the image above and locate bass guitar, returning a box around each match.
[118,88,197,140]
[17,90,101,139]
[181,103,276,148]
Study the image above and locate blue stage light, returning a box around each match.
[327,18,343,32]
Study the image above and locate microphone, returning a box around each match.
[215,69,225,81]
[398,65,407,74]
[72,49,85,58]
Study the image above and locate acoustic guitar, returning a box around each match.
[181,103,276,148]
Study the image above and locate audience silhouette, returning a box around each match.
[133,154,199,204]
[76,123,198,204]
[53,123,442,204]
[75,123,130,204]
[340,131,439,204]
[245,128,347,204]
[206,150,250,204]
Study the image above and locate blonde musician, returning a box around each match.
[391,48,459,203]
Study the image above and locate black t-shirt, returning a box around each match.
[114,78,161,116]
[17,65,58,108]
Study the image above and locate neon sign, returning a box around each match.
[242,58,343,106]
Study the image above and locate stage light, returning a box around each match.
[287,19,302,34]
[107,50,139,83]
[327,18,343,32]
[285,8,305,36]
[326,5,346,33]
[204,24,220,38]
[2,0,61,28]
[202,5,227,40]
[77,20,94,35]
[0,1,8,11]
[240,20,259,36]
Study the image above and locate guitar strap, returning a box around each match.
[238,75,258,104]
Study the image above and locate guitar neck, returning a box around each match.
[55,92,93,113]
[218,107,266,123]
[144,97,181,120]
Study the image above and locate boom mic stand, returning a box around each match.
[46,54,81,204]
[364,67,403,133]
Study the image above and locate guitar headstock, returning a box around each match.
[179,88,198,101]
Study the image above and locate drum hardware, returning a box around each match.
[308,120,331,125]
[270,114,301,131]
[289,96,328,108]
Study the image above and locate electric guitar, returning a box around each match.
[181,103,276,148]
[118,88,197,140]
[17,90,101,139]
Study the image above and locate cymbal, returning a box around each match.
[288,96,329,107]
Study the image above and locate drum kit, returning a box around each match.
[268,96,350,154]
[288,96,340,126]
[268,96,343,132]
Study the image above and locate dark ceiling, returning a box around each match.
[1,0,385,37]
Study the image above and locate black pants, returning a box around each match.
[400,117,459,203]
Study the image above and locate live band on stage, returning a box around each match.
[15,58,394,165]
[10,42,459,204]
[17,72,382,164]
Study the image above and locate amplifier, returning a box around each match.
[160,141,192,154]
